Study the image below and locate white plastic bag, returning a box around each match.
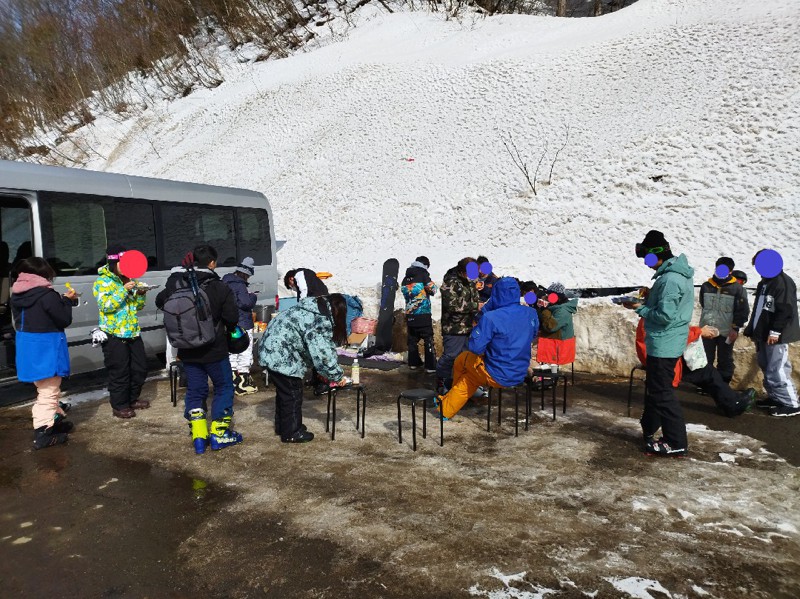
[683,337,708,371]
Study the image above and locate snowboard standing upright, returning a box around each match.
[373,258,400,352]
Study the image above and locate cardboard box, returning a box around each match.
[346,333,375,349]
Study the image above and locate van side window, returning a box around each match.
[1,197,33,344]
[39,193,108,276]
[113,201,157,269]
[161,204,236,268]
[237,208,272,265]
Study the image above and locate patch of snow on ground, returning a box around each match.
[604,577,673,599]
[469,569,558,599]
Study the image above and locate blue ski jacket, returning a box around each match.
[468,277,539,387]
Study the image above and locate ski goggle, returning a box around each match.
[635,243,668,258]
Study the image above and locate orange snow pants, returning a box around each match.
[439,351,499,419]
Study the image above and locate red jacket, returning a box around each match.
[636,319,702,387]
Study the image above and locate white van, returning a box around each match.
[0,160,278,382]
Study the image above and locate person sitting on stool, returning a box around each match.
[436,278,538,419]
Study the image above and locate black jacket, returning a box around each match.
[294,268,329,299]
[156,269,239,364]
[401,264,432,287]
[743,271,800,344]
[11,286,73,332]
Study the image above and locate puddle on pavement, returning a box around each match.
[0,425,234,598]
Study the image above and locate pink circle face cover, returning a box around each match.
[119,250,148,279]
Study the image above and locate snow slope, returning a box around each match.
[59,0,799,301]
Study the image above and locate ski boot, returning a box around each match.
[188,409,209,455]
[241,373,258,394]
[233,373,245,396]
[33,426,68,450]
[209,416,243,450]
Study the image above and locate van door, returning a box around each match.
[0,196,33,380]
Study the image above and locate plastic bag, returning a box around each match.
[683,337,708,371]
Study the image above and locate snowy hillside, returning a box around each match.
[51,0,800,300]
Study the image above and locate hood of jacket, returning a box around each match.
[402,264,429,285]
[551,298,579,315]
[10,283,52,310]
[653,253,694,281]
[443,266,464,285]
[222,272,248,288]
[11,272,52,296]
[485,277,520,310]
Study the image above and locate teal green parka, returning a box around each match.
[257,297,344,381]
[636,254,695,359]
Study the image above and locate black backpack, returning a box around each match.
[162,271,217,349]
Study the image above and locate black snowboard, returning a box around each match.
[373,258,400,352]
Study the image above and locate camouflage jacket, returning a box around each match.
[440,267,480,336]
[257,297,344,381]
[93,265,146,338]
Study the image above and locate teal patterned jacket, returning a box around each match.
[257,297,344,381]
[93,265,146,338]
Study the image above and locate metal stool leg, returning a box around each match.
[331,390,337,440]
[497,388,503,425]
[628,367,637,417]
[487,388,492,432]
[397,394,403,444]
[562,375,568,414]
[422,398,427,439]
[440,404,444,447]
[326,389,333,432]
[514,387,519,437]
[540,380,545,411]
[525,381,531,431]
[411,399,417,452]
[552,380,557,421]
[359,388,366,439]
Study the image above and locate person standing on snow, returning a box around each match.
[698,256,749,384]
[401,255,438,373]
[223,257,259,396]
[744,249,800,417]
[623,230,695,457]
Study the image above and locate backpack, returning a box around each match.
[162,272,217,349]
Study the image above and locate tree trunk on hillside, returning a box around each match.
[594,0,602,16]
[556,0,566,17]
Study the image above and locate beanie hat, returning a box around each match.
[639,230,673,260]
[546,282,566,296]
[415,256,430,268]
[235,257,255,277]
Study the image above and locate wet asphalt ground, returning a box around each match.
[1,365,798,598]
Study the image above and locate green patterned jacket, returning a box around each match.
[93,265,146,338]
[257,297,344,381]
